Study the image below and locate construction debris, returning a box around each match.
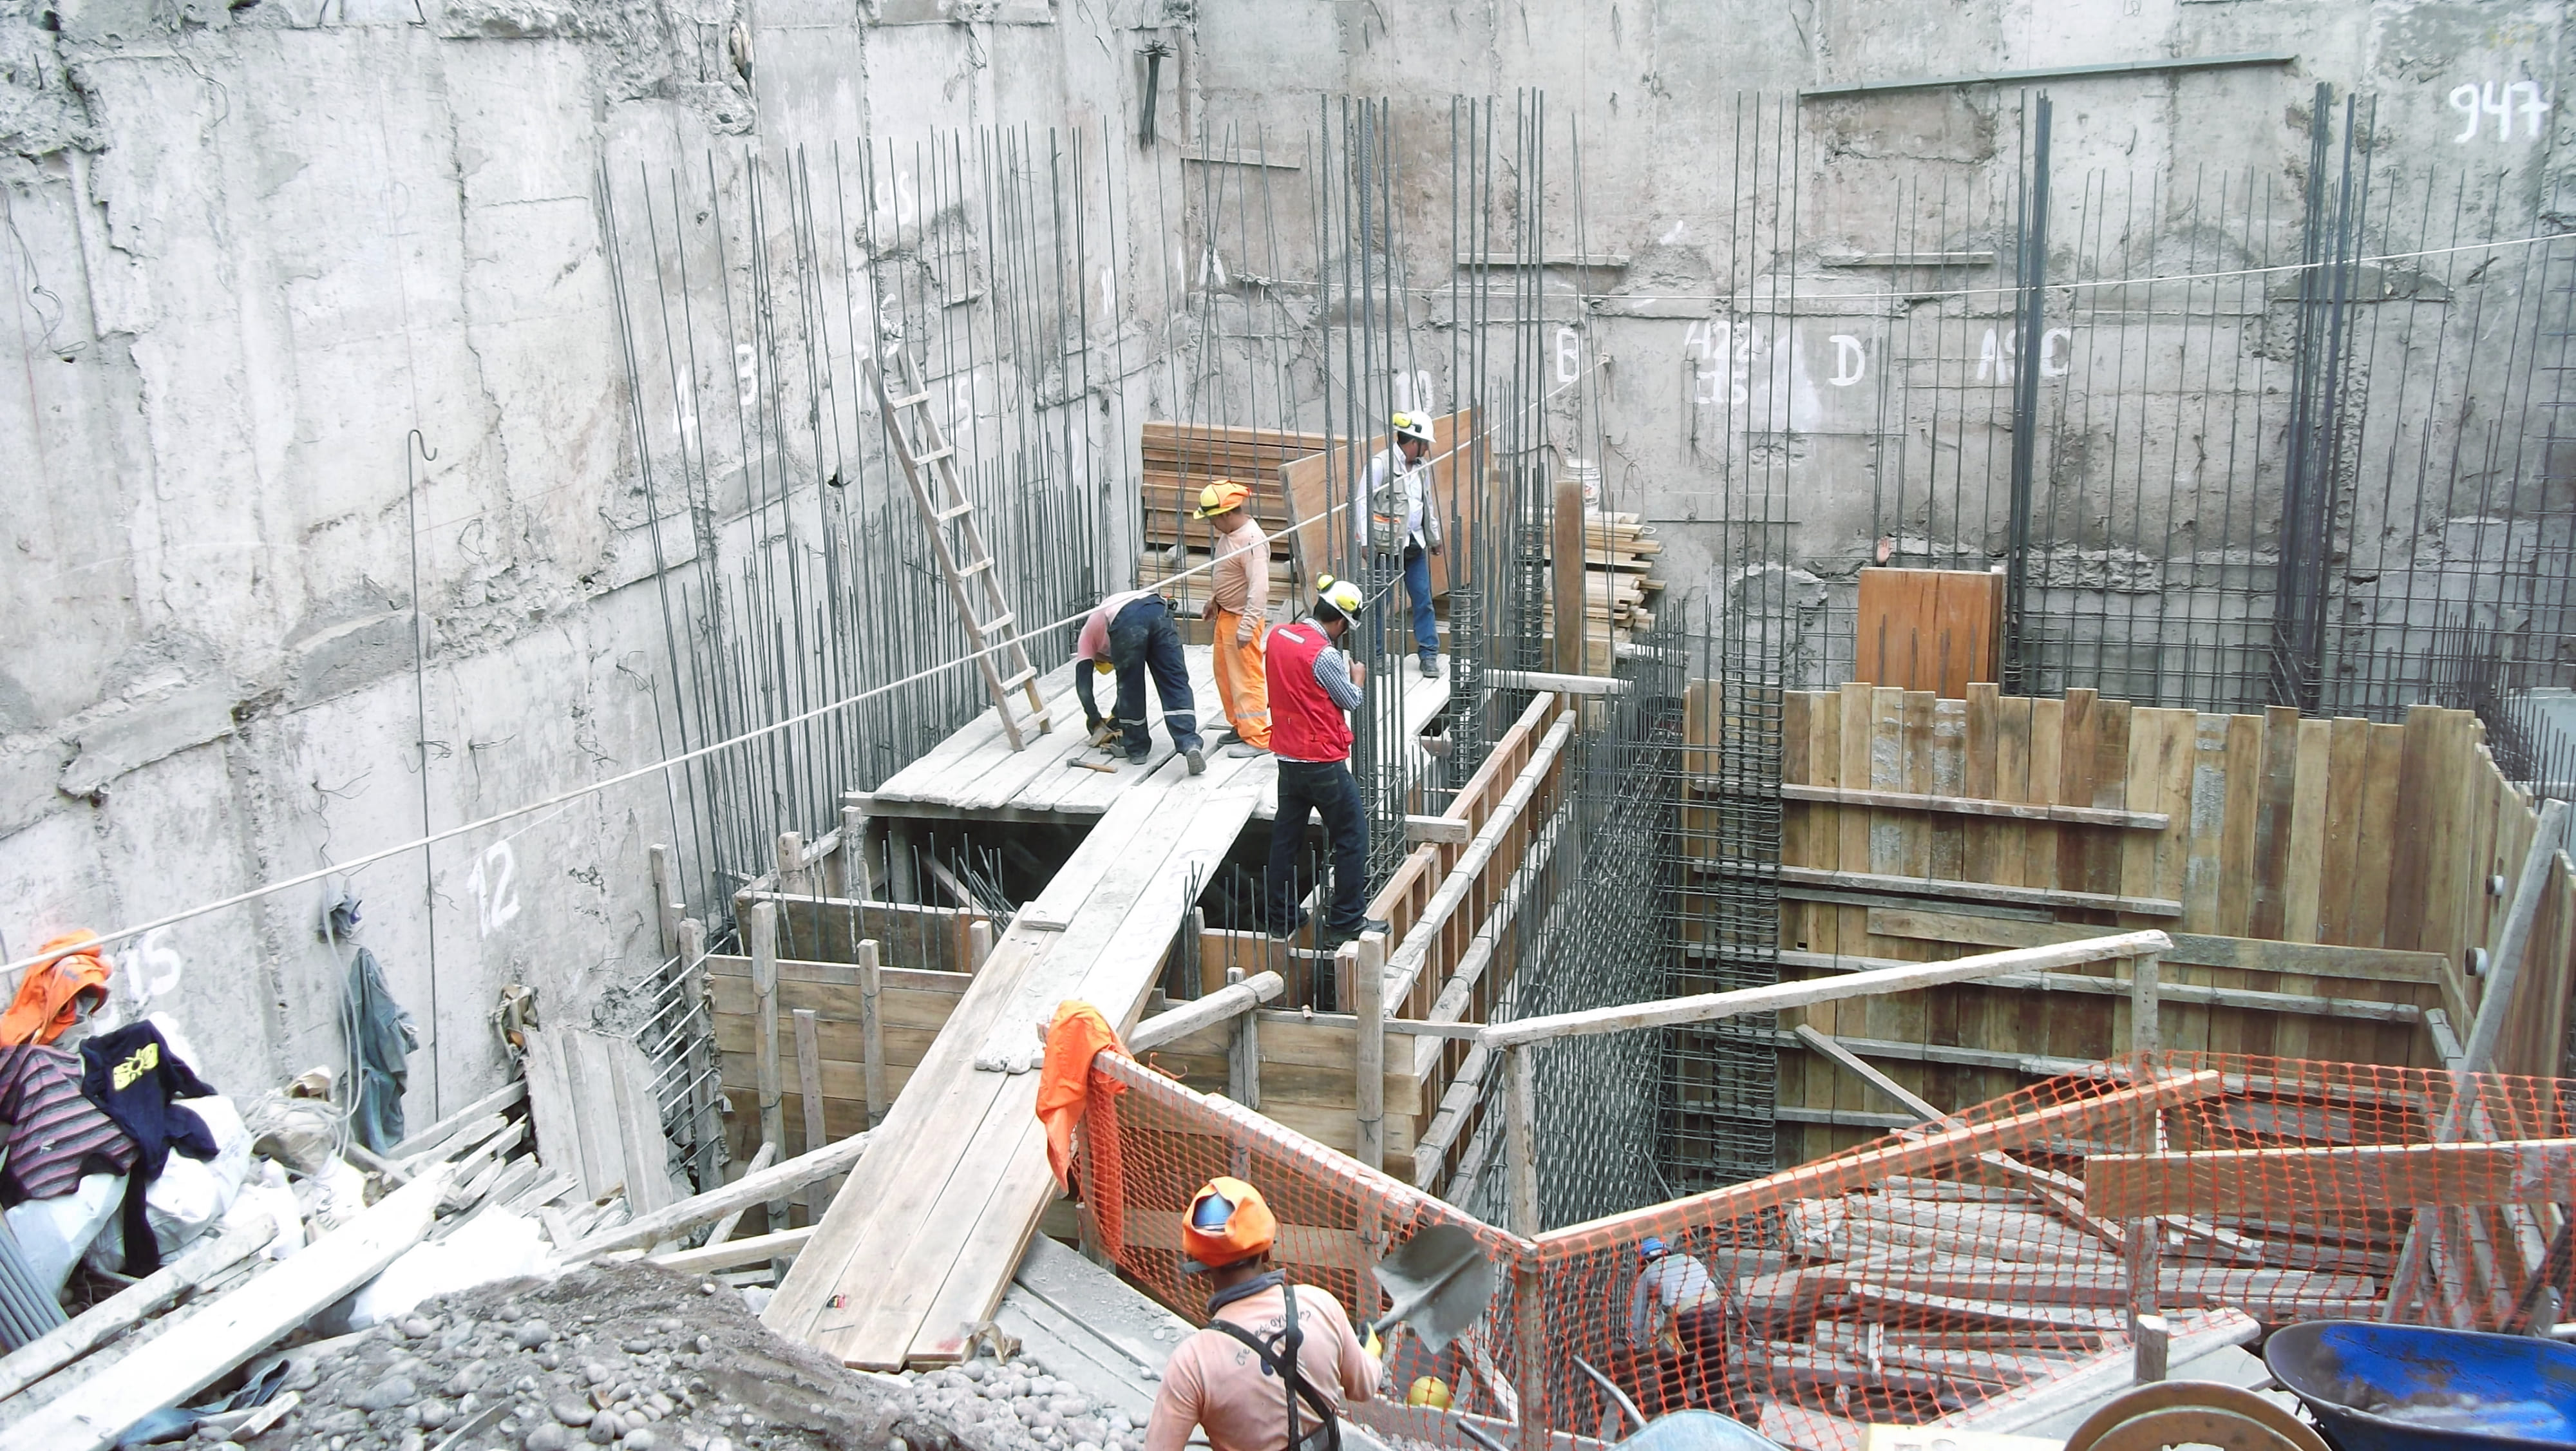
[223,1259,994,1451]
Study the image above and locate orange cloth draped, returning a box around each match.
[1036,1000,1126,1191]
[1,933,112,1047]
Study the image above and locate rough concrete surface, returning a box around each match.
[1,0,2569,1131]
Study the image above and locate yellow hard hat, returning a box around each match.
[1408,1377,1453,1409]
[1193,479,1251,519]
[1315,574,1365,620]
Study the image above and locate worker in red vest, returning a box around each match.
[1262,577,1388,954]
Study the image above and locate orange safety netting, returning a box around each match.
[1075,1050,2576,1451]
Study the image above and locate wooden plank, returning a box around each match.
[0,1168,453,1451]
[1543,1072,2229,1244]
[2090,1139,2576,1219]
[1486,931,2173,1047]
[0,1217,274,1404]
[2054,688,2099,897]
[2249,707,2300,942]
[1993,694,2033,893]
[2218,713,2267,938]
[1773,866,2181,918]
[1866,909,2447,983]
[2021,697,2063,895]
[1777,949,2422,1021]
[2317,716,2370,945]
[1780,784,2166,830]
[519,1030,599,1199]
[561,1131,872,1261]
[2282,719,2332,945]
[605,1033,676,1215]
[2385,705,2445,951]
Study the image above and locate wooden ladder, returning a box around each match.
[874,345,1052,750]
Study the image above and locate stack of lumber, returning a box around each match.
[1542,511,1662,654]
[0,1080,551,1451]
[1137,422,1326,556]
[1735,1168,2379,1442]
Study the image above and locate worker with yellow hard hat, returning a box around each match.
[1260,577,1388,954]
[1144,1178,1383,1451]
[1359,412,1443,680]
[1193,480,1273,756]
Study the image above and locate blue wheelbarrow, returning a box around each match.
[2266,1320,2576,1450]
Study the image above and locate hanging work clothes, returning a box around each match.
[0,1044,135,1206]
[343,946,416,1153]
[79,1022,217,1274]
[0,933,112,1047]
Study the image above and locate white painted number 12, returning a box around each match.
[466,842,522,936]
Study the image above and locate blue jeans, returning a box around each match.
[1399,545,1437,658]
[1076,596,1201,758]
[1267,758,1370,935]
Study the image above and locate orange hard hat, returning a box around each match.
[1182,1175,1276,1271]
[1193,479,1252,519]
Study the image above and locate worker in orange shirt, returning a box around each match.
[1196,480,1273,755]
[1145,1177,1382,1451]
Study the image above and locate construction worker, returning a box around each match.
[1627,1235,1727,1410]
[1075,588,1205,773]
[1262,577,1389,954]
[1358,412,1443,679]
[1197,479,1272,755]
[1146,1177,1382,1451]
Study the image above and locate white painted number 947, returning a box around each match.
[2452,81,2550,144]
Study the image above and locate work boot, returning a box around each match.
[1185,746,1206,775]
[1213,728,1245,747]
[1318,917,1393,953]
[1127,746,1151,766]
[1222,743,1264,759]
[1418,652,1439,679]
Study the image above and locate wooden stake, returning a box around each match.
[1356,933,1386,1171]
[793,1008,828,1223]
[749,902,786,1230]
[841,803,875,902]
[1551,468,1586,675]
[2133,1313,2170,1384]
[777,831,807,900]
[1505,1044,1540,1237]
[648,844,682,960]
[2129,951,2162,1056]
[677,917,721,1190]
[858,938,887,1127]
[1513,1261,1551,1444]
[1227,966,1261,1110]
[969,917,994,972]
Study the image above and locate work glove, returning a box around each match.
[1236,616,1258,645]
[1087,719,1117,747]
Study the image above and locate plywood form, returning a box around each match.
[1774,689,2576,1162]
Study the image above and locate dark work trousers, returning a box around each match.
[1078,596,1202,759]
[1267,758,1370,937]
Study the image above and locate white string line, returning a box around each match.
[0,362,1596,983]
[1227,228,2576,308]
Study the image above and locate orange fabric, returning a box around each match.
[1209,606,1271,750]
[1,933,112,1047]
[1037,1000,1126,1190]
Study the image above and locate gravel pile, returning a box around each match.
[896,1358,1148,1451]
[227,1262,990,1451]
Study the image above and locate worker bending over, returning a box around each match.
[1146,1177,1381,1451]
[1197,480,1272,754]
[1358,412,1443,679]
[1074,588,1205,773]
[1627,1235,1728,1410]
[1263,578,1388,954]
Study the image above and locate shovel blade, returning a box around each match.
[1372,1224,1494,1356]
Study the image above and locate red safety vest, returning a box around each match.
[1265,621,1354,764]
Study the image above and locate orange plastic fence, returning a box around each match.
[1077,1052,2576,1451]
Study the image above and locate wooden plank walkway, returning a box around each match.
[765,741,1272,1369]
[864,643,1451,821]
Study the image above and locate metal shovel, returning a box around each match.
[1368,1224,1494,1356]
